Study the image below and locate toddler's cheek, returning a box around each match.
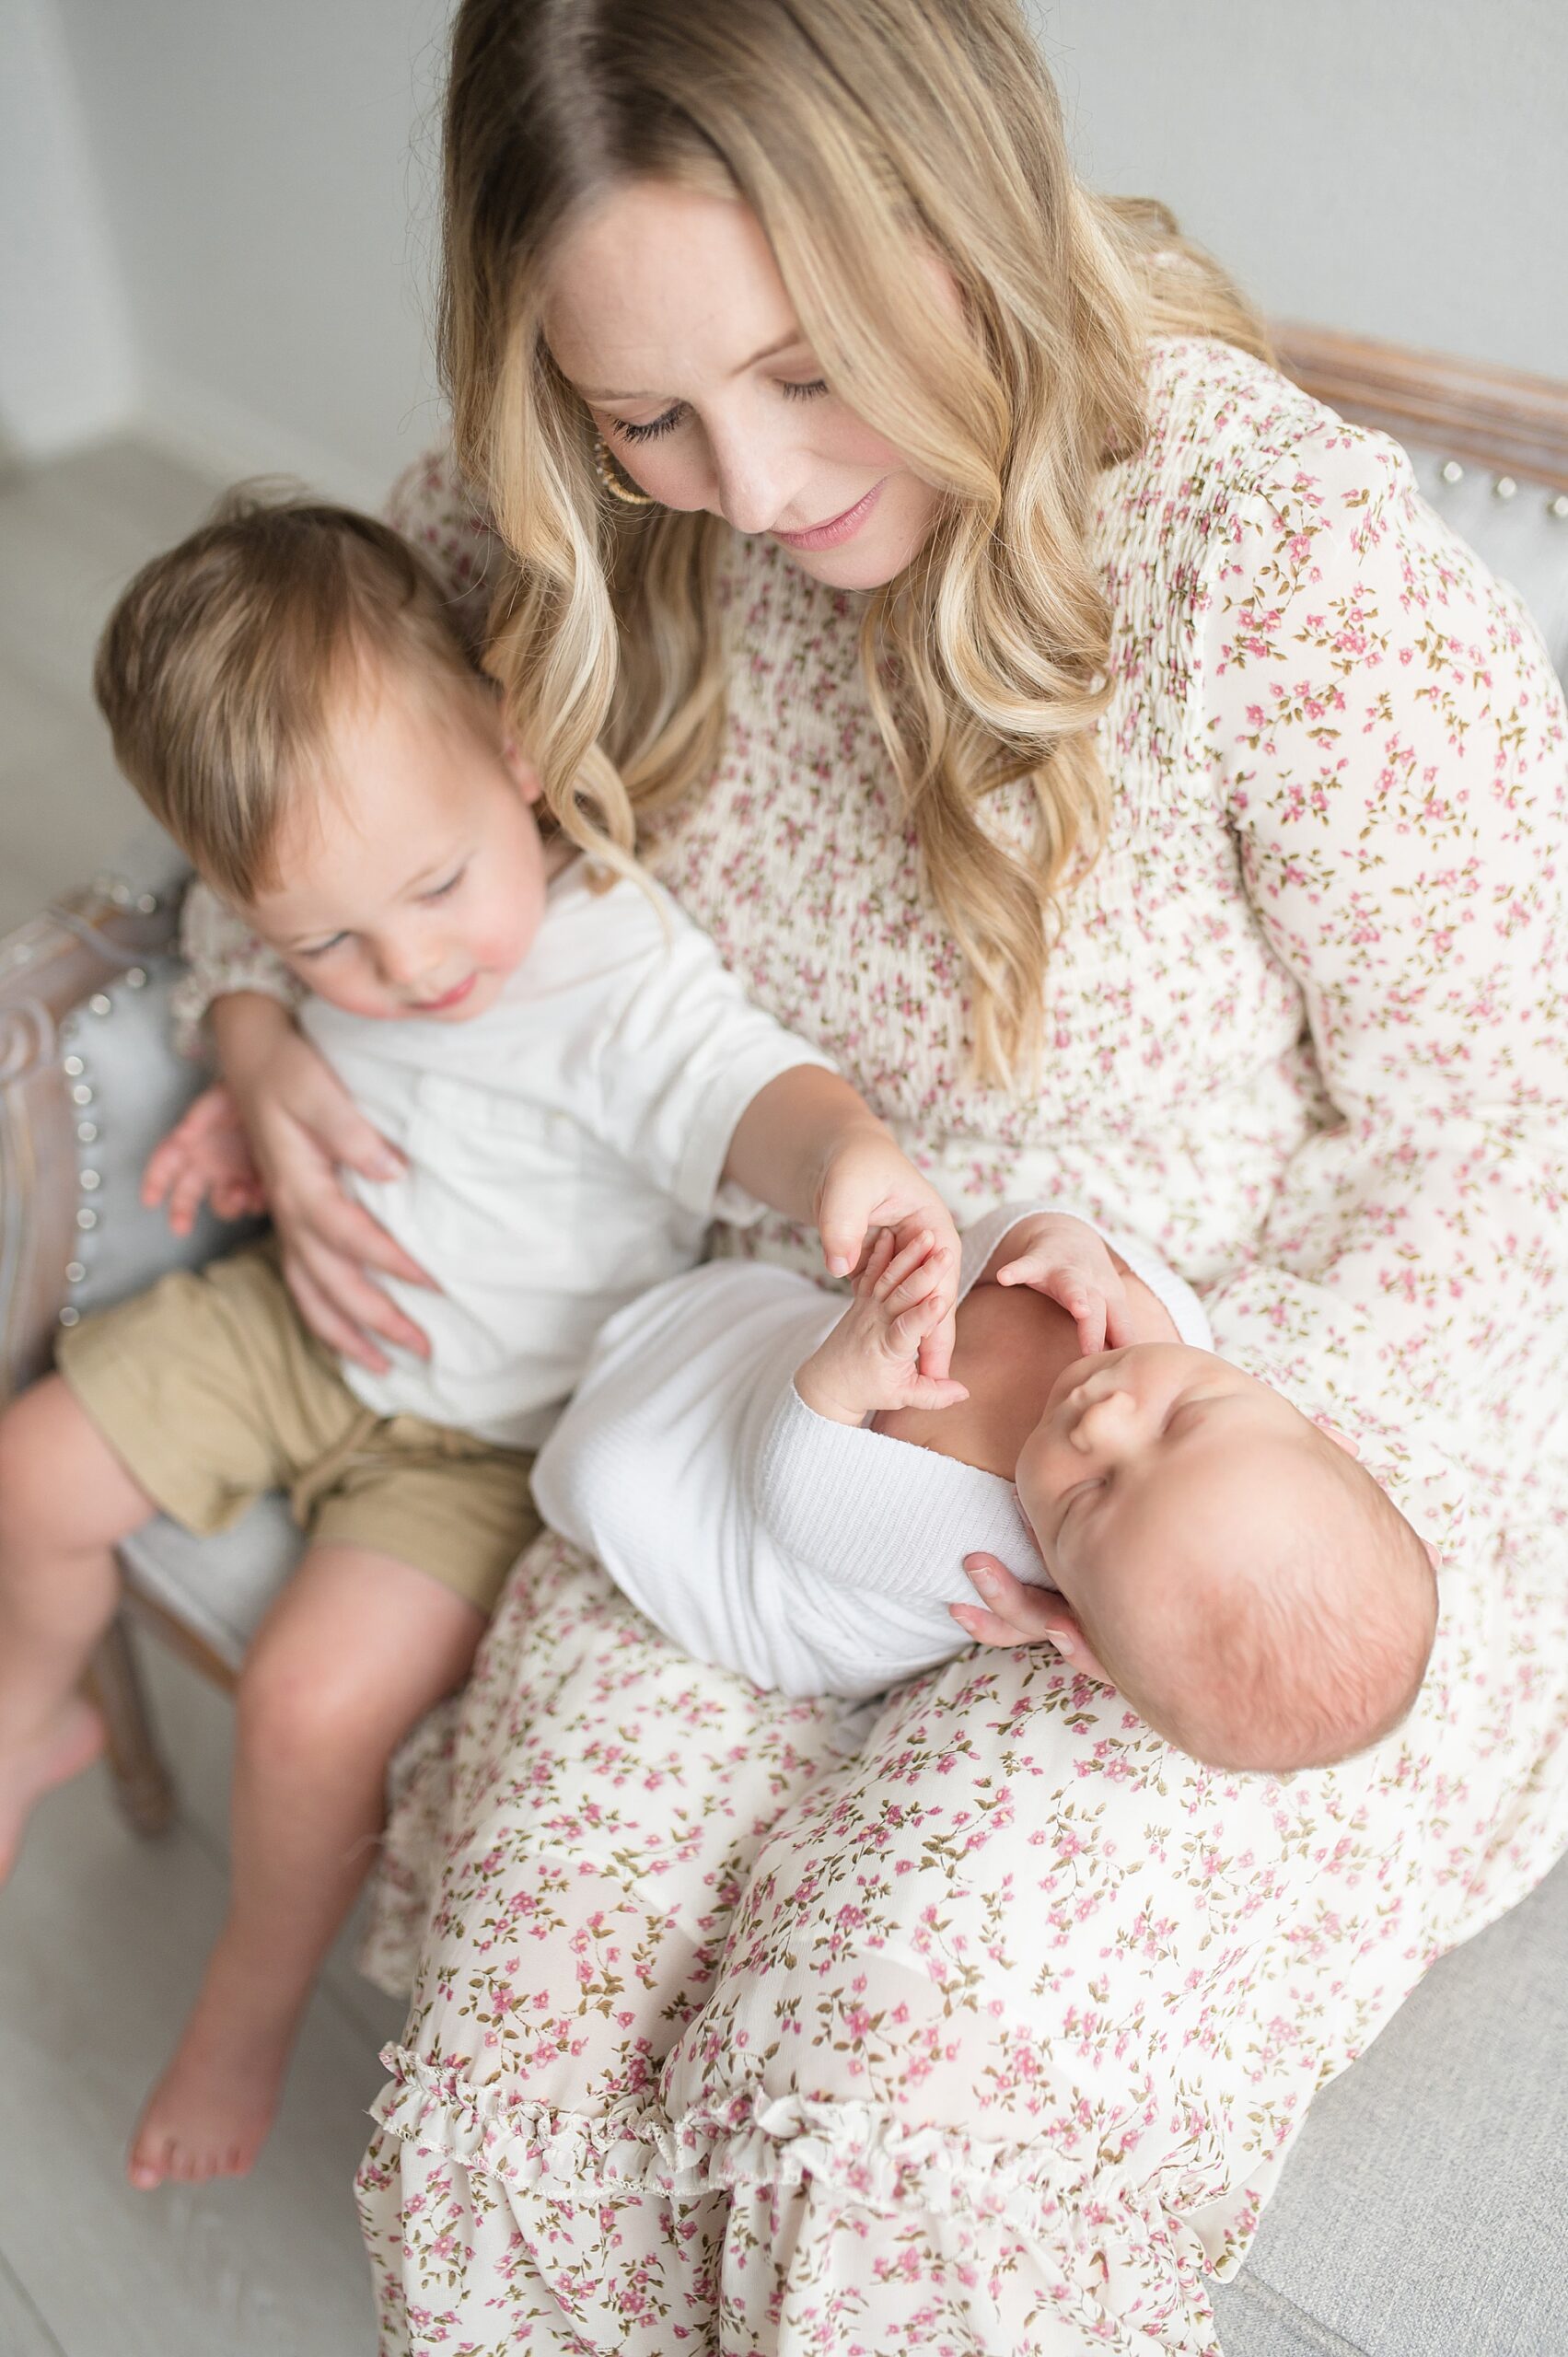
[304,975,395,1020]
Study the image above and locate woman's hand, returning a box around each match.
[211,993,437,1373]
[950,1551,1079,1656]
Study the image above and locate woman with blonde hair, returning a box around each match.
[184,0,1568,2345]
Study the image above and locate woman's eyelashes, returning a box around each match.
[614,407,684,445]
[610,377,830,444]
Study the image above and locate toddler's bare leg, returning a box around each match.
[128,1545,484,2190]
[0,1376,157,1881]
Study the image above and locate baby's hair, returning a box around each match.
[1112,1440,1438,1775]
[93,487,484,905]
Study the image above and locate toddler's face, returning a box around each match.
[241,657,552,1023]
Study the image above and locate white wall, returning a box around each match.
[1034,0,1568,381]
[11,1,1566,496]
[0,0,134,460]
[52,0,455,505]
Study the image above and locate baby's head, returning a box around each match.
[1014,1343,1438,1772]
[95,490,550,1023]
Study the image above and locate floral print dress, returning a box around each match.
[188,337,1568,2352]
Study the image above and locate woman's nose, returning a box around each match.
[707,423,804,537]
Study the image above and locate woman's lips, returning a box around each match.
[772,481,885,552]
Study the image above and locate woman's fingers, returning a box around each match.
[286,1181,438,1291]
[287,1229,433,1360]
[300,1089,406,1185]
[960,1551,1063,1643]
[283,1256,393,1376]
[948,1600,1032,1648]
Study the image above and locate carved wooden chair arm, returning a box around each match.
[0,878,178,1400]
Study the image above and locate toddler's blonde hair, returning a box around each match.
[94,489,482,906]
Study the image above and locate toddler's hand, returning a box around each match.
[795,1227,970,1428]
[992,1213,1132,1355]
[813,1132,961,1378]
[142,1084,269,1237]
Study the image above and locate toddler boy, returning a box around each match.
[0,493,960,2189]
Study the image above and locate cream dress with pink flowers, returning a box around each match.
[183,339,1568,2354]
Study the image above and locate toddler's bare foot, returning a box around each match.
[128,1955,301,2189]
[0,1695,104,1884]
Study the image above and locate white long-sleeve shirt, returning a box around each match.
[534,1203,1209,1697]
[298,860,831,1446]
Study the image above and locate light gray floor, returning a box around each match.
[0,438,220,933]
[0,439,403,2354]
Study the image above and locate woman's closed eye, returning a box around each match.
[610,377,830,444]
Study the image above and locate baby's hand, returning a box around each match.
[795,1227,970,1428]
[142,1084,269,1237]
[813,1132,961,1378]
[991,1213,1132,1355]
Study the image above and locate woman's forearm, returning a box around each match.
[208,990,302,1101]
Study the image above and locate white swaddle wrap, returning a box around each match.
[534,1202,1211,1699]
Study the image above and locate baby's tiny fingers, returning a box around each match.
[854,1228,898,1297]
[1075,1297,1108,1354]
[882,1245,949,1316]
[872,1229,935,1303]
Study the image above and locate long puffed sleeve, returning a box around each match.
[1197,419,1568,1548]
[174,449,501,1044]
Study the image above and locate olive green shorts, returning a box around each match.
[57,1241,540,1616]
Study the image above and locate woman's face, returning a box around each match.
[544,180,946,591]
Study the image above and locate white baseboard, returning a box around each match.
[131,367,444,513]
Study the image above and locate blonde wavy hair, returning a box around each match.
[442,0,1269,1083]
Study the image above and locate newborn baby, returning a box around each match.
[534,1205,1438,1771]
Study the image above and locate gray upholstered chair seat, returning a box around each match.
[119,1503,300,1674]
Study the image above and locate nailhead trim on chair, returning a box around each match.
[55,874,159,1334]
